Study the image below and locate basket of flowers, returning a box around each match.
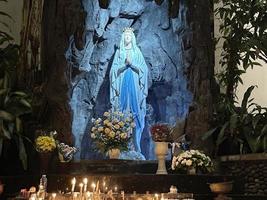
[171,149,213,174]
[90,110,134,158]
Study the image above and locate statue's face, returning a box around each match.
[124,32,132,45]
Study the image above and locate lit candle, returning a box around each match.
[121,191,125,200]
[102,181,106,190]
[79,183,84,195]
[155,193,159,200]
[71,178,76,193]
[52,193,56,199]
[83,178,88,192]
[91,183,96,192]
[114,186,118,193]
[86,191,91,197]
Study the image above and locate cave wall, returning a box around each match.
[42,0,215,160]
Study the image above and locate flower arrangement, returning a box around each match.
[171,149,213,173]
[35,132,57,153]
[150,123,173,142]
[90,110,134,153]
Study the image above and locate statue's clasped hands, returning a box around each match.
[125,57,131,66]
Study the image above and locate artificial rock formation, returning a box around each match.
[42,0,215,159]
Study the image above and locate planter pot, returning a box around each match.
[108,148,120,159]
[39,152,53,173]
[154,142,168,174]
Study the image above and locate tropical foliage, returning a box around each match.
[203,0,267,155]
[214,0,267,99]
[0,1,32,169]
[203,86,267,154]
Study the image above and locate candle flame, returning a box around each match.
[83,178,88,184]
[71,178,76,185]
[52,193,56,198]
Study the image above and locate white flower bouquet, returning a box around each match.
[90,110,135,153]
[171,149,213,173]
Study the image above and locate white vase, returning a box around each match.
[154,142,168,174]
[108,148,120,159]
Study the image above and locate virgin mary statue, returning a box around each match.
[110,28,148,154]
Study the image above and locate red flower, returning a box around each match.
[150,123,173,142]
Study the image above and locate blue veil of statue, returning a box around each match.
[110,30,148,153]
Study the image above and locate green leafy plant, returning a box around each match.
[203,86,267,154]
[214,0,267,100]
[204,0,267,155]
[0,1,32,169]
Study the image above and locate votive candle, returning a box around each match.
[71,178,76,193]
[83,178,88,192]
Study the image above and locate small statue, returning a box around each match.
[57,143,78,162]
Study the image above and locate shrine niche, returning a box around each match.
[24,0,215,160]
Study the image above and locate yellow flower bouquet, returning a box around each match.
[90,110,135,153]
[35,135,56,153]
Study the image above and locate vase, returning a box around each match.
[154,142,168,174]
[108,148,120,159]
[187,167,196,175]
[39,152,52,173]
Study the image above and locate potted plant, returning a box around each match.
[0,5,32,170]
[35,131,57,172]
[206,0,267,156]
[171,149,213,174]
[203,86,267,155]
[150,123,173,174]
[90,110,134,159]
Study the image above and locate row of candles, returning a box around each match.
[70,178,118,194]
[42,178,182,200]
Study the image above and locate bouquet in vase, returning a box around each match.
[90,110,135,153]
[171,149,213,174]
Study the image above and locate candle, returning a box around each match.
[155,193,159,200]
[83,178,88,192]
[86,191,91,197]
[91,183,96,192]
[52,193,56,199]
[79,183,84,195]
[71,178,76,193]
[114,186,118,193]
[121,191,125,200]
